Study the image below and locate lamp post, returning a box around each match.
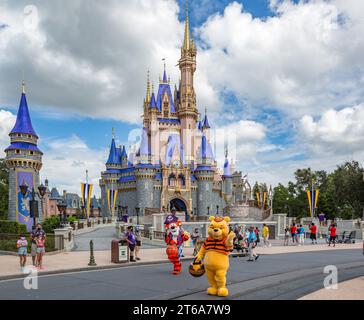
[135,206,140,225]
[57,200,67,228]
[207,206,210,215]
[216,205,219,215]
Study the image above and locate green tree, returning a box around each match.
[0,159,8,219]
[272,183,291,214]
[331,161,364,219]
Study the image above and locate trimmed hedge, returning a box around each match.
[0,233,57,253]
[0,220,27,234]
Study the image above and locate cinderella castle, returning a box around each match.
[99,3,255,220]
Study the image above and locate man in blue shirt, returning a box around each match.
[247,227,259,262]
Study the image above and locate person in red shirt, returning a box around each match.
[328,224,337,247]
[310,223,317,245]
[291,223,297,244]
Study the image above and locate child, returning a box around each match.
[284,226,290,246]
[36,235,46,269]
[247,227,259,262]
[16,234,28,271]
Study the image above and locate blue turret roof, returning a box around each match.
[106,138,119,165]
[223,157,232,177]
[157,83,175,112]
[150,92,157,109]
[121,145,127,158]
[10,92,38,138]
[163,69,167,82]
[198,120,202,131]
[200,134,214,160]
[203,114,210,129]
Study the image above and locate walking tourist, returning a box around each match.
[254,227,260,246]
[35,235,45,269]
[284,226,290,246]
[291,223,297,244]
[16,234,28,271]
[310,222,317,244]
[262,224,271,247]
[30,223,46,267]
[297,224,305,246]
[134,227,142,261]
[247,227,259,262]
[125,226,137,262]
[191,228,201,256]
[318,212,326,226]
[328,223,337,247]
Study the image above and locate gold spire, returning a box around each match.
[112,127,115,139]
[21,80,26,94]
[146,69,151,102]
[183,0,191,50]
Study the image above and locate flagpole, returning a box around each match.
[311,179,314,218]
[86,170,89,219]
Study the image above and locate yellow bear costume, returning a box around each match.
[195,216,235,297]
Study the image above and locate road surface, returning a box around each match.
[0,249,362,300]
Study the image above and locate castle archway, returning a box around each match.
[169,198,187,215]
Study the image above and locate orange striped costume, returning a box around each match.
[202,237,233,255]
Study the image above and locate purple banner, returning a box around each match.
[17,171,34,232]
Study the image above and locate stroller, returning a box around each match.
[231,233,249,257]
[343,231,356,244]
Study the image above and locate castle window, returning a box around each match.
[16,150,20,154]
[18,134,21,137]
[168,173,176,187]
[28,135,31,138]
[30,151,34,155]
[178,174,185,187]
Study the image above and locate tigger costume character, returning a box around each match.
[165,220,189,275]
[195,216,235,297]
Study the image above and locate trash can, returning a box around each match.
[111,239,129,263]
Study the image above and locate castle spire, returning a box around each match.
[10,81,38,138]
[22,80,26,94]
[183,0,191,50]
[146,70,151,103]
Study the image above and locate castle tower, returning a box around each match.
[4,82,43,231]
[222,151,233,205]
[178,0,198,165]
[194,133,214,216]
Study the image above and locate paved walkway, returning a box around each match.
[299,276,364,300]
[73,226,162,251]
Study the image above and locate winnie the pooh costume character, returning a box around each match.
[165,220,189,275]
[195,216,235,296]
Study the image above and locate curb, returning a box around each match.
[0,256,195,281]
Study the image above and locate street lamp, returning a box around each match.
[135,206,140,225]
[57,200,67,228]
[207,206,210,215]
[216,205,219,215]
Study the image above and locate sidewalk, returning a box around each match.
[0,242,361,281]
[299,276,364,300]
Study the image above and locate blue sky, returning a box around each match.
[1,0,364,194]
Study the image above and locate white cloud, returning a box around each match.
[41,135,105,195]
[299,104,364,155]
[198,0,364,119]
[0,110,16,152]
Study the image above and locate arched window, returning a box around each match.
[178,174,185,187]
[168,173,176,186]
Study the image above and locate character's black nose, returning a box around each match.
[214,229,218,232]
[171,226,175,229]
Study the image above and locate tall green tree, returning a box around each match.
[0,158,9,219]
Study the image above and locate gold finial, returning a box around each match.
[112,127,115,139]
[152,83,154,94]
[146,69,151,102]
[183,0,191,50]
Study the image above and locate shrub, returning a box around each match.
[0,220,26,234]
[42,216,60,233]
[67,216,78,223]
